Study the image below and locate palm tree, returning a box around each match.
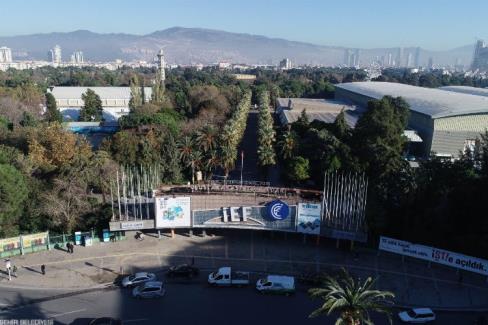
[308,269,394,325]
[197,125,218,153]
[279,130,296,159]
[179,136,201,183]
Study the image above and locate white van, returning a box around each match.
[256,275,295,295]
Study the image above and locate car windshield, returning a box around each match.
[128,275,136,281]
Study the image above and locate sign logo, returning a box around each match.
[266,200,289,220]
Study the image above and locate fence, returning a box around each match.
[0,230,126,259]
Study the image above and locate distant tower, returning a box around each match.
[471,40,488,71]
[387,52,393,66]
[0,47,12,63]
[407,53,413,67]
[157,49,166,84]
[428,57,434,70]
[49,45,62,64]
[414,47,420,67]
[354,49,360,67]
[396,47,403,67]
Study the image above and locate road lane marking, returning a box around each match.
[49,308,86,318]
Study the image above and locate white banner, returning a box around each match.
[155,197,191,228]
[297,203,322,234]
[379,236,488,276]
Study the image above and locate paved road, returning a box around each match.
[0,281,485,325]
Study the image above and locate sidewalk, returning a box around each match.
[1,230,487,309]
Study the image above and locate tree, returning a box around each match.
[333,109,351,141]
[41,177,91,233]
[257,91,276,167]
[20,112,38,127]
[129,74,143,111]
[79,89,103,121]
[279,129,297,159]
[309,269,394,325]
[0,163,28,237]
[45,92,63,123]
[352,96,409,180]
[286,156,310,183]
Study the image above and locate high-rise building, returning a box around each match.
[343,49,352,66]
[414,47,420,67]
[471,40,488,71]
[407,53,413,67]
[49,45,62,64]
[70,51,84,64]
[279,58,292,70]
[428,57,434,70]
[396,47,403,67]
[353,49,360,67]
[387,53,393,66]
[156,49,166,84]
[0,47,12,63]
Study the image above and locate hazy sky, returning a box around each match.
[1,0,487,50]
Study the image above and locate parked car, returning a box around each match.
[398,308,436,323]
[256,275,295,295]
[132,281,165,299]
[166,264,199,278]
[208,267,250,286]
[121,272,157,288]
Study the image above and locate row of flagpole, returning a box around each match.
[109,164,161,221]
[322,171,368,232]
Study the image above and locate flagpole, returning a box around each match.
[240,150,244,186]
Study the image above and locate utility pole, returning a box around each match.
[240,150,244,186]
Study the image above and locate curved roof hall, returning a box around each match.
[336,82,488,119]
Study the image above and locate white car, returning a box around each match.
[398,308,436,323]
[121,272,157,288]
[132,281,165,299]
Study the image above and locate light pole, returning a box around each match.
[240,150,244,186]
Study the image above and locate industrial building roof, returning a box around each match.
[49,86,153,100]
[439,86,488,97]
[276,98,364,127]
[336,82,488,119]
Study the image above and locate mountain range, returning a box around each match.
[0,27,476,67]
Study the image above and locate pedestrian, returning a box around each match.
[5,259,11,281]
[41,264,45,275]
[70,243,74,254]
[66,242,70,253]
[12,265,17,277]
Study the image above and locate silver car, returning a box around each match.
[132,281,165,299]
[121,272,157,288]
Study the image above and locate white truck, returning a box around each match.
[208,267,250,286]
[256,275,295,295]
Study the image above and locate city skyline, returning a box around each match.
[0,0,487,50]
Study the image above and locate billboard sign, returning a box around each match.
[297,203,322,234]
[266,200,290,221]
[0,237,20,252]
[155,196,191,228]
[379,236,488,276]
[22,232,48,248]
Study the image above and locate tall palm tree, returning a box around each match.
[197,125,218,153]
[309,269,394,325]
[279,130,296,159]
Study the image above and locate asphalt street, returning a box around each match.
[0,281,485,324]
